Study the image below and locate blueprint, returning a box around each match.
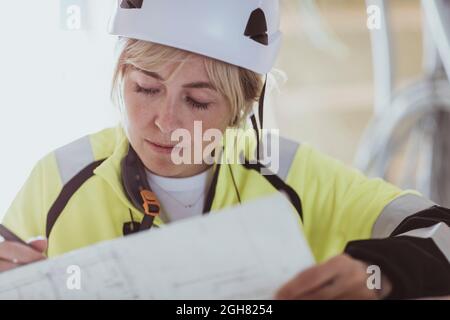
[0,194,315,299]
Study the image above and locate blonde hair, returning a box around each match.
[111,38,263,127]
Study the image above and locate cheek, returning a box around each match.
[198,102,231,131]
[191,104,231,147]
[123,93,154,129]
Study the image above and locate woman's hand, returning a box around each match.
[275,254,392,300]
[0,237,47,272]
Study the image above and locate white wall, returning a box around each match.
[0,0,120,218]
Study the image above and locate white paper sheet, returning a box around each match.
[0,194,315,299]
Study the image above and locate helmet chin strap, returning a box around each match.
[250,76,267,162]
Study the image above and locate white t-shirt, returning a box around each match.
[145,167,214,223]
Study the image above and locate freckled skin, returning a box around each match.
[123,55,231,178]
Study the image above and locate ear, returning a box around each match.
[244,8,269,46]
[120,0,144,9]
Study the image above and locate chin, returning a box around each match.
[143,157,184,177]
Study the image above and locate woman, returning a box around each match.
[1,0,449,299]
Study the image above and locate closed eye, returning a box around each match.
[134,84,160,96]
[185,96,210,110]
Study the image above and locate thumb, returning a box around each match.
[26,236,48,253]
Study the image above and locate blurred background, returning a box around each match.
[0,1,436,217]
[275,0,422,164]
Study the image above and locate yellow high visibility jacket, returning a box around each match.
[2,124,423,261]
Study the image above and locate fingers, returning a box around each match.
[0,259,19,272]
[0,241,46,265]
[299,273,352,300]
[275,255,345,299]
[306,267,374,300]
[27,237,48,253]
[275,254,379,300]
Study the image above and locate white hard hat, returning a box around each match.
[108,0,282,74]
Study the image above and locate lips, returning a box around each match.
[145,139,178,154]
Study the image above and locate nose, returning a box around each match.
[154,96,181,134]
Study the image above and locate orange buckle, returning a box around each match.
[140,189,160,217]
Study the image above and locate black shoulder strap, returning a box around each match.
[46,159,106,238]
[46,144,159,240]
[45,154,303,238]
[120,145,160,232]
[202,163,222,214]
[242,161,303,222]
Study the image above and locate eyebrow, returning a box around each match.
[137,69,164,81]
[135,67,216,91]
[183,82,216,90]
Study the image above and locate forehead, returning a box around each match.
[133,54,210,82]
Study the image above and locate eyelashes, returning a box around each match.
[134,84,160,96]
[134,84,210,110]
[184,97,210,110]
